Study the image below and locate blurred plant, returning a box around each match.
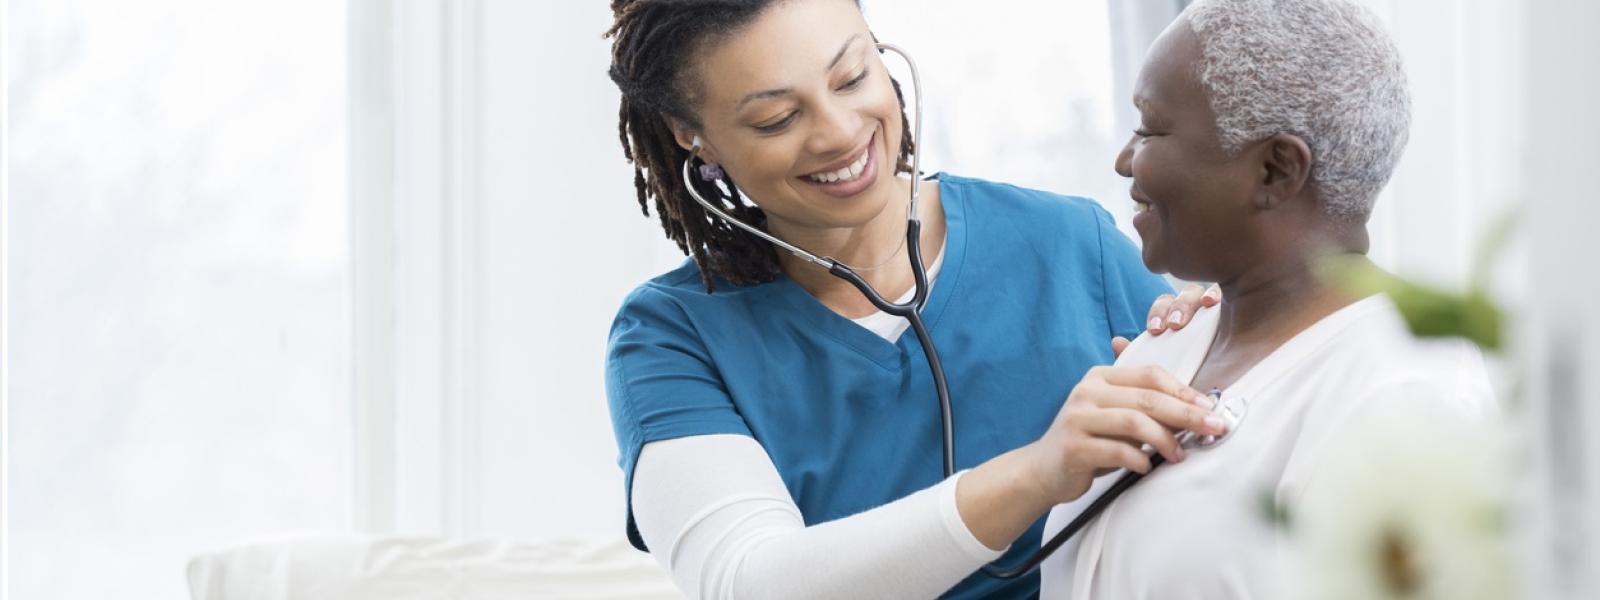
[1319,212,1518,351]
[1290,407,1513,600]
[1276,212,1521,599]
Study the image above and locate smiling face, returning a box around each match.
[1115,19,1265,282]
[672,0,906,234]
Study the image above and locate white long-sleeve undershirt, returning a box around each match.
[631,434,1005,600]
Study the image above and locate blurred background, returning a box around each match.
[4,0,1596,598]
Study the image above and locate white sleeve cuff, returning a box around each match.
[938,470,1010,560]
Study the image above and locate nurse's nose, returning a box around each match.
[805,99,861,157]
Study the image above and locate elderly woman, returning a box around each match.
[1036,0,1495,598]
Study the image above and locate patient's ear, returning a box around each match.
[1252,133,1313,211]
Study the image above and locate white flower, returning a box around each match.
[1288,401,1513,600]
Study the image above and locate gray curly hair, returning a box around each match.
[1181,0,1411,223]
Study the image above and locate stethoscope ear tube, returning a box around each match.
[874,42,923,221]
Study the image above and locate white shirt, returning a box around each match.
[1039,295,1495,600]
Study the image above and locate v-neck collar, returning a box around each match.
[1169,294,1392,401]
[772,174,969,370]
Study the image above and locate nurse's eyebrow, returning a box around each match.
[826,34,862,71]
[736,34,862,111]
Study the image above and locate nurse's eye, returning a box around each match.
[754,112,798,134]
[838,68,869,91]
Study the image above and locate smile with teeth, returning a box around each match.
[1134,201,1152,214]
[805,146,870,184]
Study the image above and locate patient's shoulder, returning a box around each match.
[1113,304,1221,372]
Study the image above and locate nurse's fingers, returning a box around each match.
[1073,366,1218,437]
[1106,387,1226,437]
[1072,437,1155,475]
[1154,284,1208,333]
[1074,408,1184,464]
[1144,294,1176,334]
[1096,365,1211,408]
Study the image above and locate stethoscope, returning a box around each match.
[679,43,1246,580]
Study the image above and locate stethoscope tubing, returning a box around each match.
[821,219,953,477]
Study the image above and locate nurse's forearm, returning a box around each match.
[956,446,1055,551]
[634,435,1007,599]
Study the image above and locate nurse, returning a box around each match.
[604,1,1219,598]
[1038,0,1495,598]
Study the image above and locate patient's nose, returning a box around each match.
[1114,137,1136,178]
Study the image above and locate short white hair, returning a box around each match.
[1181,0,1410,222]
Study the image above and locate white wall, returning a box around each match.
[471,0,686,539]
[862,0,1126,232]
[1359,0,1525,295]
[351,0,684,540]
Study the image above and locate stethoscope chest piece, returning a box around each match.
[1179,391,1249,450]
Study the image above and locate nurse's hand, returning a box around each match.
[1027,365,1225,504]
[1142,283,1221,336]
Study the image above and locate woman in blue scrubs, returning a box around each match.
[603,1,1220,598]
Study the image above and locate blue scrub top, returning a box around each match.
[605,173,1170,599]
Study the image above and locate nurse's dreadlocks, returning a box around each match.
[606,0,915,291]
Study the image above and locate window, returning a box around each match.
[8,1,350,597]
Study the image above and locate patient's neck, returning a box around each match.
[1194,251,1367,392]
[1219,262,1349,338]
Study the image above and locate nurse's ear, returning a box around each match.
[669,120,722,165]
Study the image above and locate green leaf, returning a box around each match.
[1319,257,1504,351]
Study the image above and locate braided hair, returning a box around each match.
[605,0,916,291]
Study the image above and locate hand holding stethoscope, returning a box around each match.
[955,365,1230,577]
[1028,366,1227,505]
